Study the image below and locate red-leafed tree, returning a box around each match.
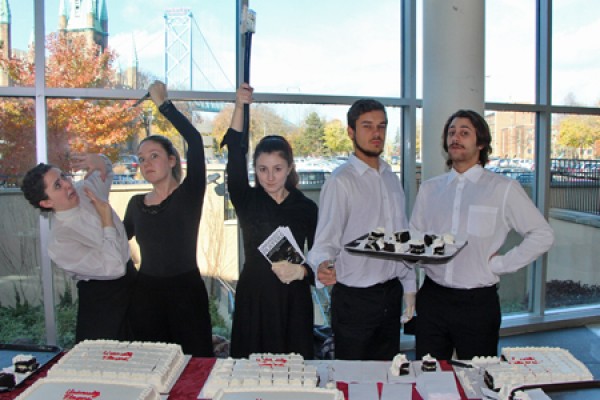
[0,33,141,185]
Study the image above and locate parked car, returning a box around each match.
[112,175,141,185]
[247,166,331,187]
[489,166,531,180]
[112,154,139,176]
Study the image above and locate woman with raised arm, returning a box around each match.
[123,81,214,356]
[221,83,318,359]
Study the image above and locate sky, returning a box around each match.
[6,0,600,114]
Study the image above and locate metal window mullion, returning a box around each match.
[34,0,57,346]
[401,0,418,215]
[532,0,552,317]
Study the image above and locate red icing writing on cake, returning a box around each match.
[102,351,133,361]
[510,356,539,365]
[63,389,100,399]
[255,357,288,368]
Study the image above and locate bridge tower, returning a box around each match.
[164,8,193,90]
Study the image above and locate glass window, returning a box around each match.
[547,113,600,311]
[0,98,46,344]
[485,111,537,314]
[553,0,600,107]
[42,1,235,91]
[250,0,401,97]
[0,194,48,344]
[0,97,36,187]
[485,1,536,104]
[0,1,34,88]
[485,111,536,170]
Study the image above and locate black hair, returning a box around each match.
[139,135,183,182]
[252,135,299,189]
[442,109,492,168]
[21,163,53,212]
[347,99,387,131]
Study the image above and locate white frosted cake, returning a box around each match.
[213,387,344,400]
[201,353,324,399]
[484,347,593,397]
[46,340,185,393]
[15,379,160,400]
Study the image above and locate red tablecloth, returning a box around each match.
[335,361,469,400]
[0,357,470,399]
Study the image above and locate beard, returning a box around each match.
[353,136,383,158]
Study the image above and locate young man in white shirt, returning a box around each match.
[21,153,136,343]
[308,99,416,360]
[410,109,554,360]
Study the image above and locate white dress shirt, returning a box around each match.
[410,164,554,289]
[48,157,129,281]
[308,154,416,292]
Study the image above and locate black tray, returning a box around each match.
[344,234,468,264]
[0,343,62,391]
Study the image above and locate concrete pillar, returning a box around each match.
[422,0,485,180]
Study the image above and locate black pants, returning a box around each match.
[331,279,403,360]
[76,260,137,343]
[415,276,501,360]
[129,269,214,357]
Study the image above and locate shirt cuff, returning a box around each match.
[488,255,504,275]
[400,278,417,293]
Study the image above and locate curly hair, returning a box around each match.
[442,109,492,168]
[21,163,53,212]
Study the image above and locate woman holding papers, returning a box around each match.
[221,83,318,358]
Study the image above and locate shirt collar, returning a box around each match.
[447,163,484,184]
[54,206,81,222]
[349,153,390,175]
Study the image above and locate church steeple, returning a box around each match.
[58,0,69,30]
[59,0,108,51]
[99,0,108,47]
[0,0,10,24]
[125,34,139,89]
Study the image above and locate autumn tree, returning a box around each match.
[323,119,352,155]
[212,103,294,156]
[0,33,142,184]
[293,112,326,157]
[557,114,600,158]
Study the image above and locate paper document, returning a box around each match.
[258,226,305,264]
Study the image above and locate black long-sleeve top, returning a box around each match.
[124,101,206,277]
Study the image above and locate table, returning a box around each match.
[3,355,597,400]
[0,356,468,400]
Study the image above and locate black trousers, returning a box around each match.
[129,269,214,357]
[415,276,501,360]
[76,260,137,343]
[331,279,403,360]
